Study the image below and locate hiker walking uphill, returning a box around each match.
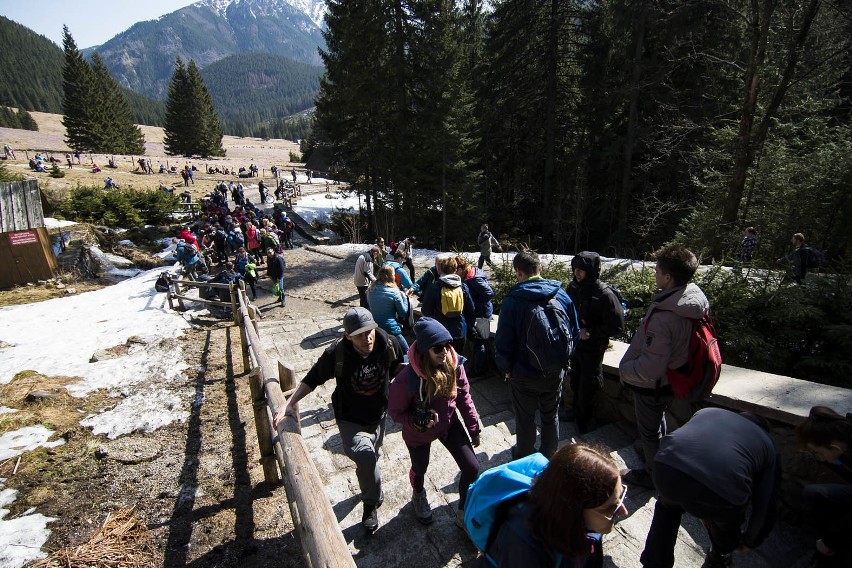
[354,246,379,309]
[619,245,710,490]
[395,236,417,281]
[477,224,501,269]
[563,252,625,434]
[273,308,405,534]
[495,250,579,459]
[266,248,286,307]
[641,408,781,568]
[777,232,823,284]
[388,318,481,529]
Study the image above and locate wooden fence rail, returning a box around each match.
[162,275,354,566]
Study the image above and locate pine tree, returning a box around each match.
[61,27,96,152]
[164,58,225,157]
[90,53,145,154]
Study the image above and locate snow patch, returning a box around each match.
[0,481,55,568]
[81,389,190,440]
[0,425,65,461]
[42,217,77,229]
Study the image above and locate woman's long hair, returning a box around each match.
[370,265,395,291]
[528,444,619,559]
[796,406,852,449]
[419,347,456,399]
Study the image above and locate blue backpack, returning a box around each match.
[465,453,602,567]
[524,295,577,373]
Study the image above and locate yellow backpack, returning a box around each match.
[440,286,464,316]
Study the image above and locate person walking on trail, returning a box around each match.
[273,308,405,534]
[477,224,500,269]
[355,246,379,309]
[388,317,481,529]
[619,245,709,490]
[266,247,286,307]
[641,408,780,568]
[494,250,579,459]
[735,227,758,268]
[396,236,417,281]
[776,232,810,284]
[562,251,624,434]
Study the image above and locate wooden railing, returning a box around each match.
[162,275,355,566]
[230,280,356,568]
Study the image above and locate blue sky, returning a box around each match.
[0,0,197,49]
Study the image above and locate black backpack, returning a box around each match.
[154,272,170,293]
[804,245,826,269]
[523,296,577,373]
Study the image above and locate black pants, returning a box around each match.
[569,347,605,431]
[641,462,747,568]
[404,257,415,281]
[803,483,852,555]
[357,286,369,309]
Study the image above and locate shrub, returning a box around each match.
[49,164,65,178]
[289,151,301,162]
[58,186,179,227]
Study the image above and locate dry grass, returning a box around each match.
[0,276,106,307]
[30,507,161,568]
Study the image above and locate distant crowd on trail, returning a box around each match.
[169,183,298,308]
[253,226,846,568]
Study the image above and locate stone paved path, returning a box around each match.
[254,246,814,568]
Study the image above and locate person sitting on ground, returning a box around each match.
[388,317,480,528]
[474,443,626,567]
[92,164,102,173]
[104,177,117,189]
[795,406,852,568]
[367,265,410,353]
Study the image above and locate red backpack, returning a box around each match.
[644,310,722,402]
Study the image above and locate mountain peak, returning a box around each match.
[197,0,327,28]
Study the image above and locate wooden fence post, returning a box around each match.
[173,277,186,311]
[247,369,281,484]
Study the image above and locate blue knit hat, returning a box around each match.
[413,317,453,354]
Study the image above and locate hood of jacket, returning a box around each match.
[507,277,563,301]
[438,274,463,288]
[571,251,601,281]
[653,283,709,319]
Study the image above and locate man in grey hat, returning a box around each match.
[274,307,405,534]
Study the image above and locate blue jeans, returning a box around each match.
[508,371,563,459]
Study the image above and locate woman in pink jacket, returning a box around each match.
[388,317,481,528]
[246,221,263,265]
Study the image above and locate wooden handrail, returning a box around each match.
[232,281,356,568]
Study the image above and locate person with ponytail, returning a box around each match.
[796,406,852,567]
[388,317,481,528]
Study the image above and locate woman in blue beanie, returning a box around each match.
[388,317,482,528]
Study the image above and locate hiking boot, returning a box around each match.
[701,549,732,568]
[455,509,467,531]
[411,489,433,525]
[622,468,655,490]
[361,503,379,534]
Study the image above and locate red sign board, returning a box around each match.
[9,230,38,246]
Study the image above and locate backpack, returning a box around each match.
[389,241,398,254]
[601,282,628,321]
[464,454,603,568]
[284,218,294,232]
[524,296,576,373]
[644,310,721,401]
[440,286,464,317]
[154,272,170,293]
[803,245,826,269]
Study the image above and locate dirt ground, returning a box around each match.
[1,111,312,202]
[0,241,374,567]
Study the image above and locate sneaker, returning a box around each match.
[361,503,379,534]
[411,489,433,525]
[701,549,732,568]
[622,468,655,490]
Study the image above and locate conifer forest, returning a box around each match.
[308,0,852,264]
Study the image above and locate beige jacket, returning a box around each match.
[619,283,709,390]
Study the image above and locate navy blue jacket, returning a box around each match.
[462,267,495,318]
[421,274,476,341]
[495,277,578,377]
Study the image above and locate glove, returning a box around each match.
[471,432,481,447]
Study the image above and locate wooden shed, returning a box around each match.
[0,179,56,288]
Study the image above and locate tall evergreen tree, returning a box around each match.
[90,53,145,154]
[61,26,96,152]
[164,58,225,157]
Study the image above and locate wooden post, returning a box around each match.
[173,277,186,311]
[237,288,250,373]
[278,361,296,391]
[247,369,281,484]
[165,274,175,311]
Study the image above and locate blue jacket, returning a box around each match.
[495,277,578,377]
[175,241,199,266]
[367,282,408,336]
[421,274,475,341]
[382,260,414,290]
[462,267,495,318]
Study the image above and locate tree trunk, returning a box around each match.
[619,5,647,233]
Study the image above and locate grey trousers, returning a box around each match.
[508,371,563,459]
[337,418,385,507]
[633,389,674,474]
